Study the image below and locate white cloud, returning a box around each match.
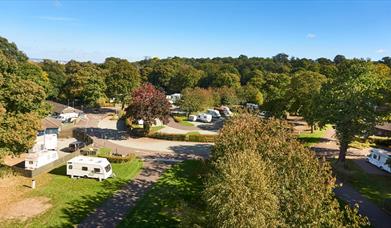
[37,16,76,21]
[306,33,316,39]
[376,49,386,54]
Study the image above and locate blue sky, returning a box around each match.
[0,0,390,62]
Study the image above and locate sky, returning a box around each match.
[0,0,390,62]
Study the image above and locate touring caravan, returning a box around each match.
[66,156,113,181]
[198,113,213,123]
[25,150,59,170]
[368,148,391,173]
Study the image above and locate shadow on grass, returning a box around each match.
[118,160,209,228]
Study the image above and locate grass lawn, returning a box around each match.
[298,125,331,147]
[331,159,391,209]
[3,159,142,228]
[119,160,208,228]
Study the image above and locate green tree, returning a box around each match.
[40,59,68,99]
[209,114,368,227]
[205,149,279,228]
[317,60,391,163]
[179,87,214,115]
[168,64,203,93]
[212,72,241,88]
[104,58,141,108]
[289,71,327,132]
[237,85,264,105]
[262,72,291,117]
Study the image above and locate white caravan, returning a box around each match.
[25,150,59,170]
[188,115,197,122]
[207,109,221,118]
[368,148,391,173]
[67,156,113,181]
[198,113,212,123]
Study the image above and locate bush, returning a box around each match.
[148,132,216,143]
[0,165,15,178]
[73,128,93,145]
[384,199,391,213]
[98,153,136,163]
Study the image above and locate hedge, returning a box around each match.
[73,128,93,145]
[148,132,216,143]
[98,153,136,163]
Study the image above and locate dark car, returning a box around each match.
[68,141,86,152]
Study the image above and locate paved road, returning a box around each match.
[78,113,212,227]
[312,128,391,227]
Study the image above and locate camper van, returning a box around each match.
[207,109,221,118]
[25,150,59,170]
[66,156,113,181]
[368,148,391,173]
[198,113,212,123]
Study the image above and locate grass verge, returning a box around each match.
[3,159,142,227]
[119,160,208,228]
[298,125,331,147]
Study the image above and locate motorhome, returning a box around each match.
[198,113,212,123]
[368,148,391,173]
[207,109,221,118]
[217,106,233,117]
[66,156,113,181]
[25,150,59,170]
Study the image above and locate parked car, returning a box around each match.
[66,156,113,181]
[198,113,212,123]
[68,141,86,152]
[207,109,221,118]
[367,148,391,173]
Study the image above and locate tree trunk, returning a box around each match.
[143,122,151,135]
[338,140,348,164]
[310,124,314,133]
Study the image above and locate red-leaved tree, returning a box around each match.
[125,83,171,133]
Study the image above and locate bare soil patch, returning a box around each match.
[0,197,52,221]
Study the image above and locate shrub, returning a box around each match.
[384,199,391,213]
[98,153,136,163]
[148,132,216,143]
[0,165,15,178]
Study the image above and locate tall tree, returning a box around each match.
[40,59,68,99]
[289,70,327,132]
[104,58,141,108]
[179,87,214,116]
[317,60,391,163]
[125,83,171,133]
[209,114,368,227]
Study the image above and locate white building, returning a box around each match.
[25,117,62,170]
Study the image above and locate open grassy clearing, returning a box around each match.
[331,159,391,210]
[119,160,208,228]
[298,125,331,147]
[1,159,142,228]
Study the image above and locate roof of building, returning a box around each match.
[46,100,81,114]
[375,122,391,132]
[41,116,62,130]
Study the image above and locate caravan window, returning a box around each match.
[373,154,377,159]
[29,161,33,164]
[105,164,111,172]
[82,166,88,171]
[68,165,73,169]
[94,168,101,173]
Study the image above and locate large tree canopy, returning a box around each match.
[317,60,391,163]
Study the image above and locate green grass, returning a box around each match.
[119,160,208,228]
[298,125,331,147]
[150,125,165,132]
[98,147,112,156]
[4,159,142,228]
[331,159,391,208]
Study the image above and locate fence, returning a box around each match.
[12,150,81,178]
